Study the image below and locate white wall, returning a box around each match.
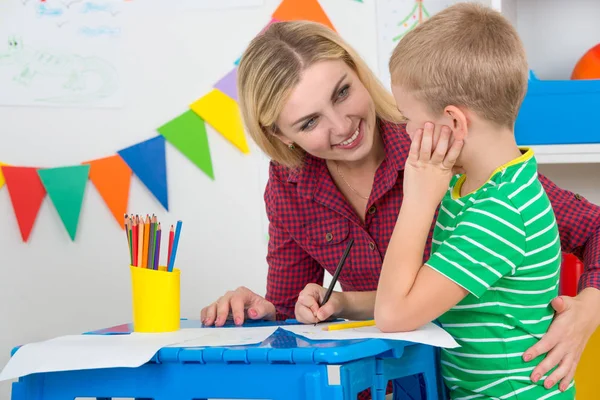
[0,1,598,399]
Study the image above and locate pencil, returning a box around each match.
[132,216,138,266]
[322,319,375,331]
[168,225,174,264]
[142,216,150,269]
[154,223,161,270]
[321,239,354,306]
[314,238,354,326]
[167,220,182,272]
[137,217,144,267]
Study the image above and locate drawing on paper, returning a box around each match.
[392,0,430,42]
[375,0,458,89]
[0,35,119,104]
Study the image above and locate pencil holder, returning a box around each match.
[130,265,180,333]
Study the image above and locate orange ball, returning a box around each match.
[572,43,600,80]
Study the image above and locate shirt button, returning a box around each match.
[369,242,376,251]
[368,206,377,215]
[325,232,333,242]
[575,193,582,200]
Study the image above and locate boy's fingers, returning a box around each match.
[431,127,451,164]
[419,123,434,161]
[408,129,423,161]
[443,138,464,169]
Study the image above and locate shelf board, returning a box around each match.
[527,144,600,164]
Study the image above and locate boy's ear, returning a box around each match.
[444,105,468,141]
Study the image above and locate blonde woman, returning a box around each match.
[201,20,600,393]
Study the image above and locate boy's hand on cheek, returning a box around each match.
[403,122,463,209]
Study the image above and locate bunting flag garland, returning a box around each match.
[157,110,214,180]
[0,161,7,190]
[38,165,90,241]
[272,0,336,31]
[190,89,250,154]
[0,0,335,241]
[84,155,132,229]
[1,166,46,242]
[117,136,169,211]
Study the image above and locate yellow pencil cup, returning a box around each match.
[130,265,180,333]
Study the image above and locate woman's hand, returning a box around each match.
[295,283,345,324]
[523,288,600,391]
[200,286,276,326]
[403,122,463,209]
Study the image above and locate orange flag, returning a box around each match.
[272,0,336,32]
[83,155,132,229]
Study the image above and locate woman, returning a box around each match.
[201,20,600,392]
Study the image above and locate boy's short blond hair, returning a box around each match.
[389,2,528,128]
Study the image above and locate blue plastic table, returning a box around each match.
[9,319,444,400]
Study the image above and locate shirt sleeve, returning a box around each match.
[538,173,600,292]
[425,192,526,298]
[263,168,324,320]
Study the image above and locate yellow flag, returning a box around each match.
[190,89,250,154]
[0,161,7,190]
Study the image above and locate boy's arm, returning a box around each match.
[375,198,468,332]
[375,193,526,332]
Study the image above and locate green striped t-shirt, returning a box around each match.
[425,148,575,399]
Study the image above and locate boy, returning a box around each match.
[374,3,575,399]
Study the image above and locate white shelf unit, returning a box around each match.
[489,0,600,164]
[529,144,600,164]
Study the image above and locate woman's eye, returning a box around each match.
[337,85,350,99]
[301,117,317,131]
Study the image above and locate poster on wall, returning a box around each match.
[375,0,493,89]
[0,0,126,108]
[176,0,264,10]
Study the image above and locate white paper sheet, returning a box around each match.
[281,322,459,348]
[375,0,477,90]
[0,0,126,107]
[0,329,208,382]
[167,326,279,348]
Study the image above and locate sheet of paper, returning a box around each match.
[375,0,471,90]
[281,322,459,348]
[0,329,208,382]
[0,0,126,107]
[167,326,279,348]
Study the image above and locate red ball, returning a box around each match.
[571,43,600,80]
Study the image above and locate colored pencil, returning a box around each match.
[154,224,161,270]
[137,218,144,267]
[168,225,174,263]
[323,319,375,331]
[142,216,150,269]
[132,216,138,266]
[167,220,182,272]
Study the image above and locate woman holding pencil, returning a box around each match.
[200,20,600,394]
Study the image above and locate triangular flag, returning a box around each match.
[38,165,90,241]
[83,155,132,229]
[1,166,46,242]
[190,89,250,154]
[0,161,7,190]
[272,0,336,32]
[117,136,169,210]
[157,110,214,180]
[214,67,238,101]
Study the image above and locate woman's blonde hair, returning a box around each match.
[237,20,403,169]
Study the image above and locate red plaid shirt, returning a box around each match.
[264,119,600,320]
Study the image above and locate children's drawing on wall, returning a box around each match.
[376,0,492,89]
[0,0,126,107]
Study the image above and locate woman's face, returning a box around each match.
[274,59,378,164]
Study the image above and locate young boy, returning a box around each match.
[374,3,575,399]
